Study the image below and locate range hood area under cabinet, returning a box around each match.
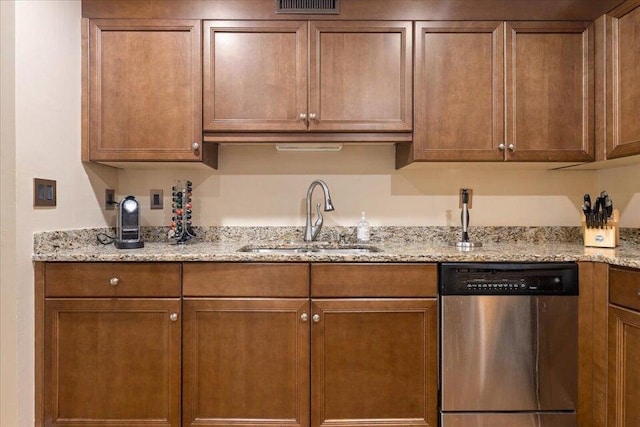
[81,0,640,170]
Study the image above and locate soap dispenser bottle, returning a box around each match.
[356,212,370,243]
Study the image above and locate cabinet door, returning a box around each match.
[203,21,308,132]
[608,305,640,427]
[88,19,202,161]
[311,299,437,427]
[183,298,310,427]
[309,21,412,132]
[505,22,594,161]
[413,22,504,161]
[44,299,181,426]
[605,2,640,158]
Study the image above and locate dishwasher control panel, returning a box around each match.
[440,262,578,295]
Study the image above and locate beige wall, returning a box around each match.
[119,145,604,228]
[599,163,640,228]
[1,1,18,425]
[10,1,116,425]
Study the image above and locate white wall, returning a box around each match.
[11,1,116,425]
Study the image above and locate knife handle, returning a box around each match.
[593,198,601,215]
[583,194,591,214]
[604,196,613,217]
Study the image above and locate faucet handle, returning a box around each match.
[310,202,324,241]
[314,202,323,227]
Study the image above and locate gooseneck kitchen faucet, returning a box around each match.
[304,179,335,242]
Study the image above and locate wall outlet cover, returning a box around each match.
[105,189,116,210]
[150,189,163,209]
[33,178,56,207]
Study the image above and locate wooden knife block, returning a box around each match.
[582,209,619,248]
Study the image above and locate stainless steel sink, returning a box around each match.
[238,244,380,254]
[314,247,380,254]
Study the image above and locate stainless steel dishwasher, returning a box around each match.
[439,262,579,427]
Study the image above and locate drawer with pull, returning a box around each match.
[609,266,640,312]
[45,262,181,297]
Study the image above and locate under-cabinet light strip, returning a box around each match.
[275,143,343,152]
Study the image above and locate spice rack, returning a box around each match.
[170,180,196,244]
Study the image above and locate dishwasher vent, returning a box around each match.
[276,0,340,14]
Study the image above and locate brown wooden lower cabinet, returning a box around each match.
[311,298,438,427]
[608,305,640,427]
[606,265,640,427]
[182,298,311,427]
[38,262,438,427]
[44,298,181,427]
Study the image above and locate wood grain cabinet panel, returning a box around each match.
[413,21,593,162]
[311,298,437,427]
[610,267,640,311]
[203,20,412,133]
[183,262,309,297]
[311,263,437,297]
[182,298,310,427]
[87,19,203,162]
[608,305,640,427]
[203,21,308,132]
[605,1,640,158]
[44,298,181,426]
[505,21,594,161]
[308,21,413,132]
[413,21,504,160]
[45,262,181,298]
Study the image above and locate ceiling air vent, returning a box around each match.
[276,0,340,14]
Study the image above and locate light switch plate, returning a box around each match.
[150,189,163,209]
[34,178,56,207]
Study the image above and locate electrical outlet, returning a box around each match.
[458,188,473,209]
[150,189,163,210]
[33,178,56,207]
[105,189,116,210]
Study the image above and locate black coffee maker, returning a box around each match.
[115,195,144,249]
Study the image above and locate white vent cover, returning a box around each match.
[276,0,340,14]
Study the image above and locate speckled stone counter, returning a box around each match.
[32,226,640,269]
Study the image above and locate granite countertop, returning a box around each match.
[32,226,640,269]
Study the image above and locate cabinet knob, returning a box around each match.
[299,113,307,122]
[508,144,515,151]
[109,277,119,286]
[312,314,320,323]
[498,143,505,151]
[309,113,317,122]
[169,313,178,322]
[192,142,200,151]
[300,313,309,322]
[637,289,640,297]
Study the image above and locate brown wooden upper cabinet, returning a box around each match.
[84,19,208,163]
[604,1,640,159]
[203,21,412,133]
[413,21,594,162]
